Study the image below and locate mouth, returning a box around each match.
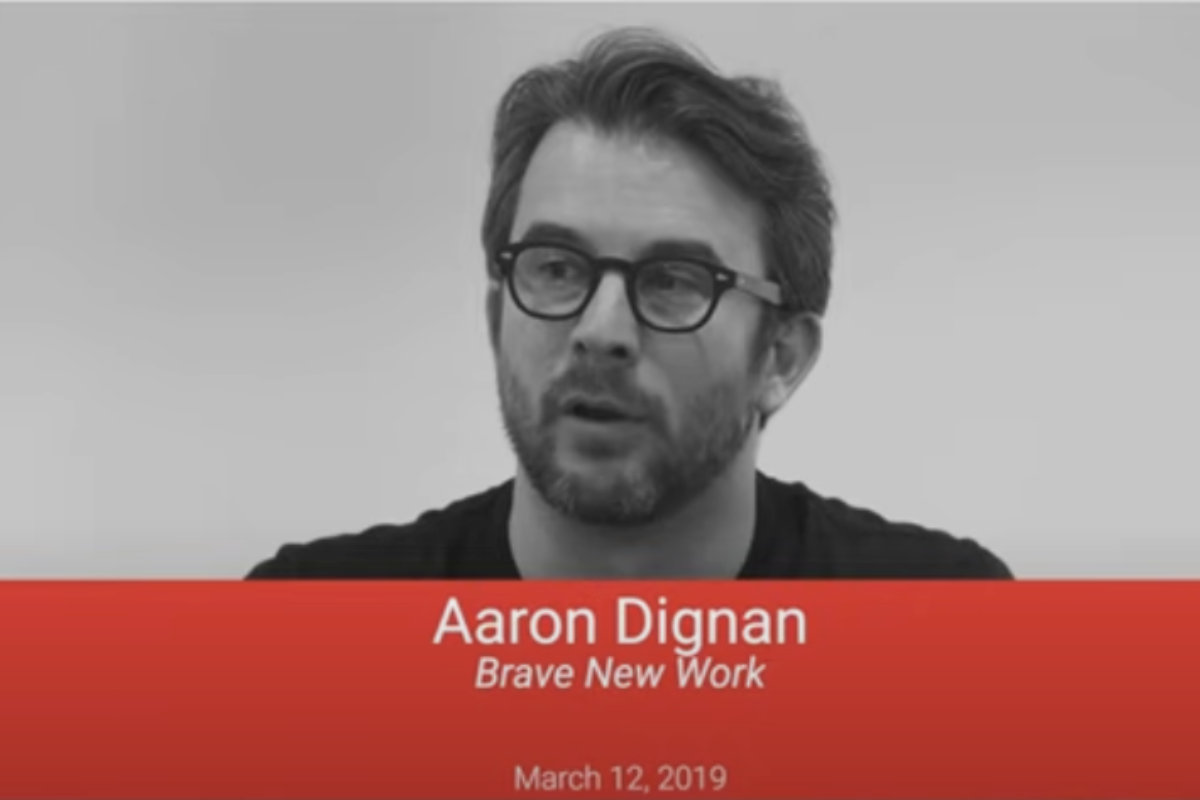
[562,397,641,424]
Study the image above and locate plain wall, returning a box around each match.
[2,3,1198,578]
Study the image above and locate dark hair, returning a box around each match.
[481,26,836,319]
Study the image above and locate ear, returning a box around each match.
[757,312,822,420]
[486,278,504,353]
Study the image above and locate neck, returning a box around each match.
[508,438,760,579]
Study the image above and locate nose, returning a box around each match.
[569,271,641,364]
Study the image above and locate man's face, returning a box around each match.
[494,122,771,526]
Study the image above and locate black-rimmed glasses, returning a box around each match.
[493,242,784,333]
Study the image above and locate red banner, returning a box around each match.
[0,581,1196,799]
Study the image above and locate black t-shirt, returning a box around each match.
[247,472,1012,579]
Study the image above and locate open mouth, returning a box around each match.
[564,399,637,423]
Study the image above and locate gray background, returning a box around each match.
[2,3,1197,578]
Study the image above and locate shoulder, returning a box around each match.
[245,482,512,579]
[769,477,1013,579]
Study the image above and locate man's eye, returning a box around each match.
[539,260,576,279]
[644,265,704,293]
[645,272,681,290]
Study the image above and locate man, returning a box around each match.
[248,27,1011,580]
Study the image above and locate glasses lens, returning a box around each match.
[634,260,715,330]
[511,246,593,316]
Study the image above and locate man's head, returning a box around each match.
[481,28,835,526]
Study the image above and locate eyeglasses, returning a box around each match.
[493,241,784,333]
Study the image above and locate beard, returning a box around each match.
[497,353,757,527]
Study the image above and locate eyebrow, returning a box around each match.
[518,221,726,266]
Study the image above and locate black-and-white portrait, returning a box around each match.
[2,3,1197,578]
